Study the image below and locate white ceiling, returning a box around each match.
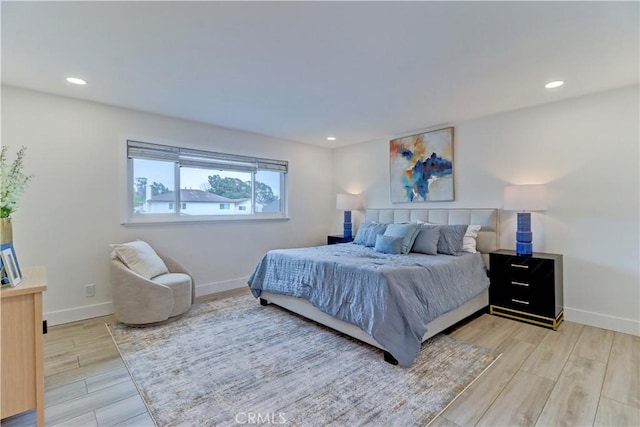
[2,1,638,147]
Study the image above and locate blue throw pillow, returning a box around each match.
[383,223,421,254]
[411,228,440,255]
[353,223,372,245]
[422,224,468,256]
[374,235,403,255]
[365,223,388,247]
[353,223,388,247]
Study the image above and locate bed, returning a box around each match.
[248,208,498,367]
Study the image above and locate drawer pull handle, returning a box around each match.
[510,264,529,269]
[512,298,530,305]
[511,281,530,287]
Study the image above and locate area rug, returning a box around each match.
[108,294,500,426]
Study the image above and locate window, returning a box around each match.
[127,140,288,222]
[132,159,176,214]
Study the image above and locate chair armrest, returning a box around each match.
[160,254,196,303]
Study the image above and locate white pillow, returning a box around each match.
[462,225,482,253]
[110,241,168,279]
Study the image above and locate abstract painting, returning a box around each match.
[390,127,454,202]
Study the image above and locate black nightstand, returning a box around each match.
[327,235,354,245]
[489,249,563,330]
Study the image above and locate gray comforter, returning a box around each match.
[247,243,489,367]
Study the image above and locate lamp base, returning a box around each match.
[516,212,533,256]
[343,210,352,239]
[516,242,533,256]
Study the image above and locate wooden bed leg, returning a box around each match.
[383,351,399,365]
[259,298,269,306]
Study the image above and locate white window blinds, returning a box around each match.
[127,140,288,173]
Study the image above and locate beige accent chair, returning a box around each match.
[110,249,195,325]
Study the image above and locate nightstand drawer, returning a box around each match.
[490,281,534,300]
[490,275,554,306]
[491,291,555,318]
[491,255,553,282]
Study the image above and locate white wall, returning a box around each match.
[333,85,640,335]
[2,86,334,324]
[3,84,638,334]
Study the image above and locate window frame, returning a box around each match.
[124,140,288,225]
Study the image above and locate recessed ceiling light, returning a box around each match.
[545,80,564,89]
[66,77,87,85]
[327,136,337,141]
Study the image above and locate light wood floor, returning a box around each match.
[3,288,638,426]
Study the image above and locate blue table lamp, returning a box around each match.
[336,193,363,239]
[504,185,548,256]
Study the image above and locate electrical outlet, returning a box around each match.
[84,284,95,297]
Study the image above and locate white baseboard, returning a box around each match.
[45,301,114,326]
[565,306,640,336]
[44,277,249,326]
[195,276,248,297]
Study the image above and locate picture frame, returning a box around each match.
[0,242,21,278]
[1,246,22,287]
[389,127,454,202]
[0,255,9,286]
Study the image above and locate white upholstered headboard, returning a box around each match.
[364,208,498,268]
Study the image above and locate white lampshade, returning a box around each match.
[336,193,363,211]
[503,185,548,211]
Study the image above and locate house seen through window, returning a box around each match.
[127,141,288,222]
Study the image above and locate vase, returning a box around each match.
[1,217,12,245]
